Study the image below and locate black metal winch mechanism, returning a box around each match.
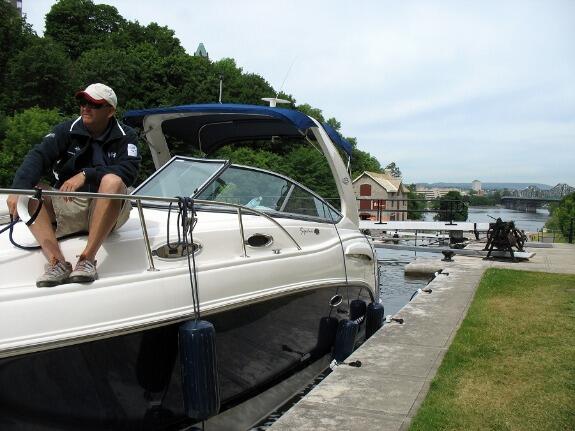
[483,217,527,260]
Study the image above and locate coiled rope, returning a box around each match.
[1,188,44,250]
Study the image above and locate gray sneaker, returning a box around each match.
[36,258,73,288]
[69,257,98,283]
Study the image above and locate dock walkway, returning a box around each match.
[269,244,575,431]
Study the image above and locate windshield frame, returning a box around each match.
[131,156,230,199]
[131,156,342,223]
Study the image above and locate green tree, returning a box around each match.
[282,145,338,200]
[433,191,468,221]
[350,139,382,179]
[162,54,215,105]
[464,193,490,206]
[74,44,168,112]
[296,104,325,123]
[45,0,125,59]
[385,162,402,177]
[4,38,74,112]
[463,190,503,207]
[326,117,341,131]
[546,192,575,240]
[213,145,284,172]
[237,73,275,105]
[0,1,36,112]
[407,184,425,220]
[212,58,275,105]
[211,139,338,201]
[109,21,185,57]
[0,112,8,141]
[491,190,502,204]
[0,107,64,186]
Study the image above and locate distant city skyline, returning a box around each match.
[23,1,575,185]
[412,180,563,189]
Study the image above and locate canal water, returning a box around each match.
[466,207,549,232]
[424,206,550,233]
[377,248,435,317]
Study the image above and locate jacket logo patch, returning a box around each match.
[127,144,138,157]
[108,152,117,159]
[67,146,81,156]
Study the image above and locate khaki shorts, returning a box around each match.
[51,196,132,238]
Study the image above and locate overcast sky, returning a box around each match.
[23,1,575,185]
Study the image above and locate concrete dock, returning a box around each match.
[269,244,575,431]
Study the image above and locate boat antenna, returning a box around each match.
[218,74,223,103]
[262,57,296,107]
[276,57,296,98]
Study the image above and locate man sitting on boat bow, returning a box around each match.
[6,83,141,287]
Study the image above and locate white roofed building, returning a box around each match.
[352,171,409,221]
[415,185,461,200]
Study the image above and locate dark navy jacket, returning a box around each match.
[11,117,141,192]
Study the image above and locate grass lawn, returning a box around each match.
[409,268,575,431]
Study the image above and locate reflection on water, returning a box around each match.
[377,248,435,316]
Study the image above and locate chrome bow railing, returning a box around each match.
[0,188,302,271]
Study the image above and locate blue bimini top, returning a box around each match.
[123,103,353,157]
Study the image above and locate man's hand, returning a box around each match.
[6,195,19,219]
[60,172,86,201]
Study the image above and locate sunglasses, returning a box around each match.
[78,100,111,110]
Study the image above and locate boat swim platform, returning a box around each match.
[360,220,490,232]
[268,244,575,431]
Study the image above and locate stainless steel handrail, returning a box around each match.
[237,207,248,258]
[0,188,302,268]
[136,200,157,271]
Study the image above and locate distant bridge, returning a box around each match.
[500,196,560,212]
[501,183,573,212]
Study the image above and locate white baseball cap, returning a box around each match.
[75,83,117,108]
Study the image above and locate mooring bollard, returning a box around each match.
[442,250,455,261]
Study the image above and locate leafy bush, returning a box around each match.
[433,191,468,221]
[546,192,575,240]
[0,107,63,186]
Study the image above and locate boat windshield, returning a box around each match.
[133,156,341,222]
[133,157,226,198]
